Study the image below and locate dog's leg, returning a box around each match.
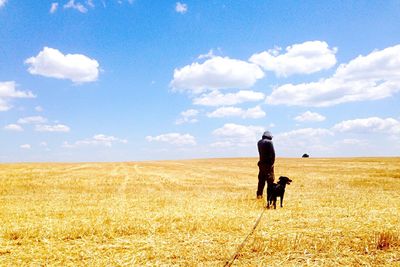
[280,194,284,207]
[266,186,271,203]
[266,185,271,209]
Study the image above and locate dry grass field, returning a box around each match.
[1,158,400,266]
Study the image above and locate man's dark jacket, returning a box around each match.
[257,132,275,166]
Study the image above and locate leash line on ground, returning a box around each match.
[224,204,268,267]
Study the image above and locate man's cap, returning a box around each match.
[262,131,273,139]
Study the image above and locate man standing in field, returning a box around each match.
[256,131,275,199]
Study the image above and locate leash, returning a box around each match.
[224,204,268,267]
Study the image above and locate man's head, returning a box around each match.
[262,131,273,140]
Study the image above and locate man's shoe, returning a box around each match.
[257,195,263,199]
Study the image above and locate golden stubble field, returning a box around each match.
[0,158,399,266]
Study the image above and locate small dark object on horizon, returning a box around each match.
[267,176,292,209]
[302,153,309,158]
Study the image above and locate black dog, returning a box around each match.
[267,176,292,209]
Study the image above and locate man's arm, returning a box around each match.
[269,142,275,165]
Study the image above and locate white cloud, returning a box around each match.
[0,81,35,111]
[175,2,188,14]
[25,47,100,83]
[278,127,332,145]
[117,0,134,4]
[339,138,368,146]
[35,106,44,112]
[18,116,47,124]
[40,142,48,147]
[35,124,70,132]
[212,123,265,146]
[4,124,23,132]
[198,49,216,60]
[64,0,88,13]
[50,2,59,13]
[210,141,233,148]
[207,105,266,119]
[267,44,400,107]
[0,99,9,111]
[93,134,127,143]
[268,117,400,157]
[193,90,265,106]
[175,109,199,125]
[0,0,6,8]
[117,0,134,5]
[250,41,337,77]
[294,111,326,122]
[207,107,242,118]
[272,118,400,157]
[20,144,31,149]
[63,134,128,148]
[276,128,333,140]
[170,56,264,94]
[146,133,196,146]
[274,128,334,156]
[332,117,400,135]
[208,107,241,118]
[0,82,35,98]
[86,0,95,8]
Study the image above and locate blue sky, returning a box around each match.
[1,0,400,162]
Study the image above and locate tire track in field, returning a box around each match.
[133,164,142,174]
[112,164,131,207]
[132,163,147,184]
[118,165,130,196]
[65,163,92,171]
[106,163,131,209]
[132,162,190,192]
[115,163,144,206]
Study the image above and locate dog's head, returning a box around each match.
[279,176,292,185]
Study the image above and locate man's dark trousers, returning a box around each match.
[257,162,275,197]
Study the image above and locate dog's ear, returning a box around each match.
[279,176,284,180]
